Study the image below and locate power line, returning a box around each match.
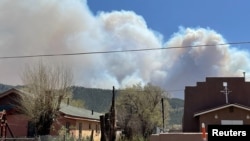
[0,41,250,59]
[117,88,184,93]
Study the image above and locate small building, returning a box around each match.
[0,88,28,137]
[151,76,250,141]
[183,76,250,132]
[52,103,102,141]
[0,88,102,140]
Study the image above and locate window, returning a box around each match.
[79,123,82,139]
[95,124,100,135]
[96,124,98,132]
[66,122,70,133]
[89,123,91,130]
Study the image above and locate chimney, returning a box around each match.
[91,110,94,115]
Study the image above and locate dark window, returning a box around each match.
[89,123,91,130]
[66,122,70,133]
[79,123,82,139]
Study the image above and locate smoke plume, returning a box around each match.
[0,0,249,98]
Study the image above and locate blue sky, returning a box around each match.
[88,0,250,45]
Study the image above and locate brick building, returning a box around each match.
[183,76,250,132]
[151,76,250,141]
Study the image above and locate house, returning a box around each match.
[51,103,102,141]
[0,88,102,140]
[0,88,28,137]
[151,76,250,141]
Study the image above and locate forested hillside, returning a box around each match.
[169,98,184,125]
[71,86,114,113]
[0,84,184,125]
[72,86,184,125]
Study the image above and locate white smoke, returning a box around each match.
[0,0,250,98]
[157,27,250,97]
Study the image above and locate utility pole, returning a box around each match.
[109,86,116,141]
[243,72,246,81]
[161,98,165,132]
[100,86,117,141]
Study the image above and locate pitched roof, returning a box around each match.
[194,103,250,117]
[59,103,103,121]
[0,88,103,121]
[0,88,22,98]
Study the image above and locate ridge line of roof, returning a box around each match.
[194,103,250,117]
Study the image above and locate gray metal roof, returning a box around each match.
[0,88,103,120]
[59,103,103,120]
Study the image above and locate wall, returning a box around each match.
[51,116,101,141]
[198,106,250,131]
[7,114,29,137]
[75,120,101,141]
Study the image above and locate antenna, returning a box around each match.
[243,72,246,81]
[220,82,232,104]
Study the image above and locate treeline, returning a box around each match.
[71,86,114,113]
[72,86,184,125]
[168,98,184,125]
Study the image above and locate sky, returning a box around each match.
[88,0,250,44]
[1,0,250,99]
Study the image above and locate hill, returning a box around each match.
[72,86,184,125]
[71,86,113,113]
[0,84,184,125]
[169,98,184,125]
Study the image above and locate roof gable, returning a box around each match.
[194,103,250,117]
[0,88,22,98]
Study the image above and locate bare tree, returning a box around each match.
[19,61,73,136]
[116,83,170,140]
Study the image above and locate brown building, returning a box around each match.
[183,76,250,132]
[151,76,250,141]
